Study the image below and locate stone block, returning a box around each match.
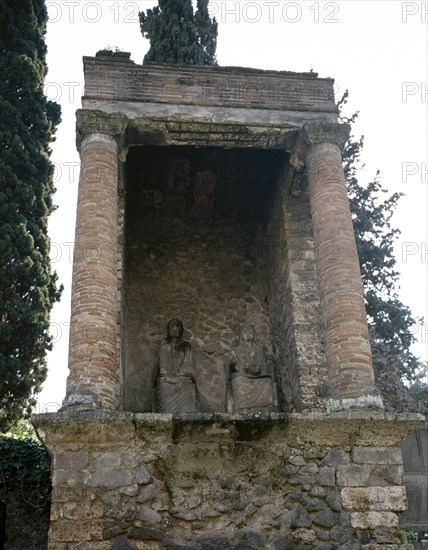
[168,545,199,550]
[370,527,402,544]
[100,489,121,506]
[269,507,283,518]
[141,453,157,463]
[330,528,353,544]
[128,527,166,540]
[273,537,294,550]
[69,544,111,550]
[304,448,328,459]
[137,483,158,503]
[52,468,83,486]
[54,451,89,469]
[244,503,258,516]
[51,485,96,502]
[94,452,122,468]
[49,519,104,542]
[287,506,312,528]
[112,536,137,550]
[199,535,232,549]
[77,500,105,520]
[137,465,152,484]
[138,505,162,523]
[322,449,350,466]
[89,468,133,488]
[339,512,351,527]
[310,486,328,497]
[300,463,319,474]
[306,498,325,512]
[120,483,139,496]
[104,526,126,539]
[352,447,403,465]
[315,530,331,542]
[288,474,315,485]
[134,543,163,550]
[51,501,104,520]
[341,487,406,512]
[284,492,307,507]
[369,465,404,486]
[289,455,307,466]
[281,465,299,476]
[173,510,197,521]
[337,465,372,487]
[326,493,342,512]
[313,509,337,528]
[290,528,316,543]
[350,511,398,529]
[317,467,336,487]
[336,543,360,550]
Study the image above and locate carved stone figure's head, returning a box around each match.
[240,324,256,343]
[166,318,184,340]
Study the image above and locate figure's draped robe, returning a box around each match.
[231,375,276,413]
[156,341,197,413]
[229,344,277,413]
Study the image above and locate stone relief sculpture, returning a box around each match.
[225,324,278,413]
[152,320,278,414]
[155,319,198,413]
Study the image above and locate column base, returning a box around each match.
[60,388,99,411]
[327,391,384,412]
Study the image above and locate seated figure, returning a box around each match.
[155,319,198,413]
[226,324,278,413]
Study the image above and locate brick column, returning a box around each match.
[292,123,383,411]
[62,110,127,410]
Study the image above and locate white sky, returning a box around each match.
[36,0,428,412]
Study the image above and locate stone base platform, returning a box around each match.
[33,411,423,550]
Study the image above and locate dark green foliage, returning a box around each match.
[0,435,51,510]
[140,0,218,65]
[0,0,62,432]
[339,92,427,411]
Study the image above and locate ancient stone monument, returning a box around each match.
[33,52,424,549]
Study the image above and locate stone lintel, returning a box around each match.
[76,109,128,153]
[32,411,423,448]
[77,107,303,151]
[127,115,293,149]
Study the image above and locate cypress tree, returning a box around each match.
[0,0,62,431]
[140,0,218,65]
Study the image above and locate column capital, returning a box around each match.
[76,109,128,154]
[290,122,350,169]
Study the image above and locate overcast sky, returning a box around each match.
[36,0,428,412]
